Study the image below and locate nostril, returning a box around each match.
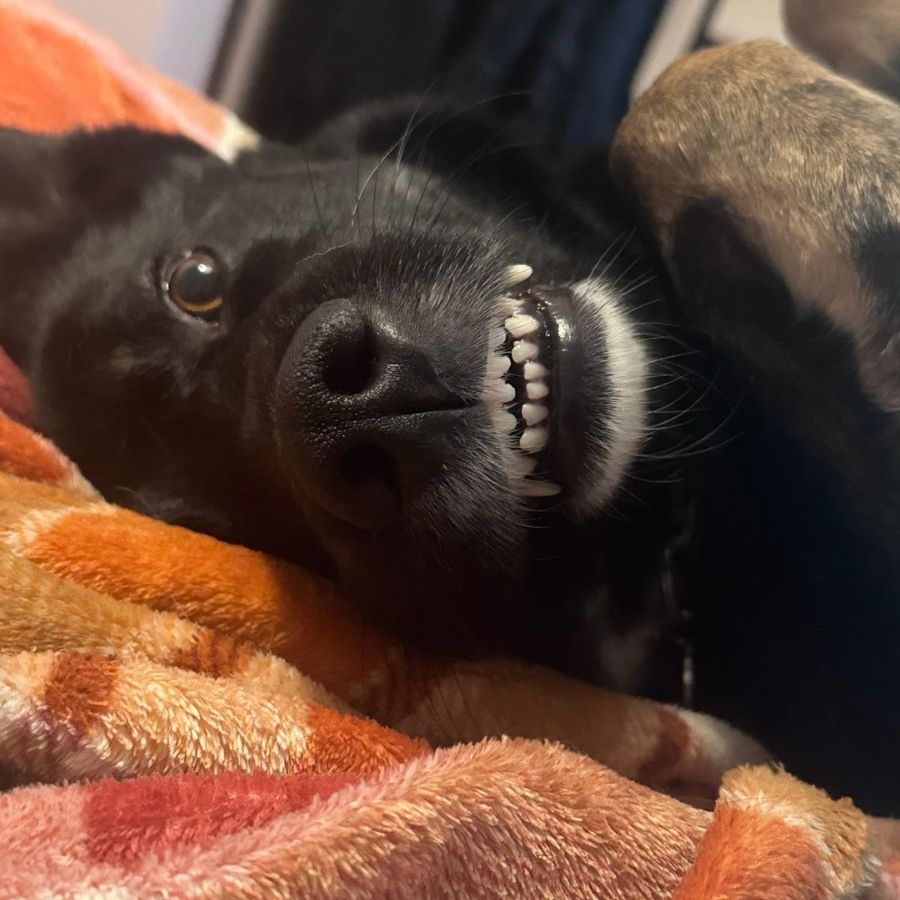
[320,309,376,395]
[337,443,401,529]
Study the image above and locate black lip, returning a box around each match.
[503,285,586,491]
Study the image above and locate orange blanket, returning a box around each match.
[0,1,896,896]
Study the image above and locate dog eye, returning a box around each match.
[166,251,225,320]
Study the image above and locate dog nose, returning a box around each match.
[275,298,465,530]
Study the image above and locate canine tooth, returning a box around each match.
[526,381,549,400]
[502,264,533,287]
[504,314,539,339]
[519,456,538,475]
[522,402,548,425]
[519,426,548,453]
[521,480,562,498]
[493,381,516,404]
[493,411,518,434]
[523,361,547,380]
[487,354,511,377]
[511,341,539,363]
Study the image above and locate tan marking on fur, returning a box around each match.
[611,40,900,409]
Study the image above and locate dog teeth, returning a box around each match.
[511,340,539,363]
[493,411,518,434]
[526,381,549,400]
[487,288,558,483]
[487,354,511,378]
[521,402,548,425]
[523,361,547,380]
[521,480,562,498]
[502,264,533,287]
[504,314,539,339]
[519,426,548,454]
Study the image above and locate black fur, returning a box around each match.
[665,196,900,813]
[0,107,682,690]
[0,103,896,814]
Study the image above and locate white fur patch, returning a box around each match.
[571,278,650,517]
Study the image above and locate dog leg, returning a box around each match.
[610,40,900,550]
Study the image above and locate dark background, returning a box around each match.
[213,0,682,156]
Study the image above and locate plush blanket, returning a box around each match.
[0,1,897,896]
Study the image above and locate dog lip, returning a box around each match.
[523,286,587,490]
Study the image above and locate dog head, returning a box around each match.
[0,106,681,683]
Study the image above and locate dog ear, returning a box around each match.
[0,127,216,367]
[0,128,65,242]
[58,127,212,220]
[244,96,622,248]
[0,125,211,244]
[610,40,900,550]
[0,125,214,295]
[300,96,558,206]
[0,125,217,273]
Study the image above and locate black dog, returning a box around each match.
[0,86,896,811]
[0,105,687,692]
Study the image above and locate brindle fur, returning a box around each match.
[611,40,900,553]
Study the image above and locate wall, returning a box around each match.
[51,0,234,91]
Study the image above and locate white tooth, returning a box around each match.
[493,411,517,434]
[502,264,533,287]
[493,381,516,404]
[519,426,548,453]
[487,354,511,377]
[521,480,562,498]
[511,341,539,363]
[526,380,549,400]
[519,456,538,475]
[522,402,548,425]
[504,314,539,339]
[523,361,547,380]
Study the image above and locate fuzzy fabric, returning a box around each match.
[0,0,257,160]
[0,1,897,897]
[0,387,765,796]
